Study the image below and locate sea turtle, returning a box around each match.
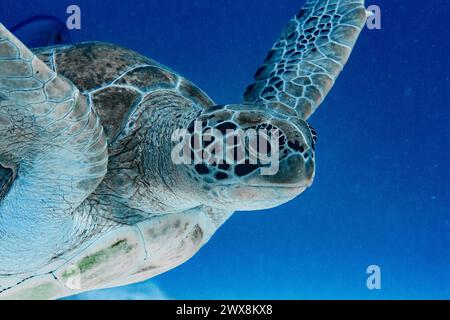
[0,0,368,299]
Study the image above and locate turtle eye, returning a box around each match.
[307,124,318,149]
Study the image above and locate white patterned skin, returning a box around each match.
[0,0,367,299]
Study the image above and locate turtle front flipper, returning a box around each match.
[244,0,368,120]
[0,24,108,274]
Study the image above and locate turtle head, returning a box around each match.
[174,105,317,211]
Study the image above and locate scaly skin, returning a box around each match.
[0,0,368,298]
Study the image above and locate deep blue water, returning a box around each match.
[1,0,449,299]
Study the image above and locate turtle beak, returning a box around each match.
[242,152,315,189]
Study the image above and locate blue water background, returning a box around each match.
[1,0,449,299]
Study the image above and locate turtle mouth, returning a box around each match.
[239,183,310,190]
[212,183,308,211]
[214,177,313,190]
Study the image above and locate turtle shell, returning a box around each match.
[32,42,214,141]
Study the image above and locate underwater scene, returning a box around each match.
[0,0,449,300]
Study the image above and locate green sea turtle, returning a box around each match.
[0,0,368,299]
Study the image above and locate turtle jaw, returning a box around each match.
[217,184,309,211]
[241,152,315,188]
[208,153,315,211]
